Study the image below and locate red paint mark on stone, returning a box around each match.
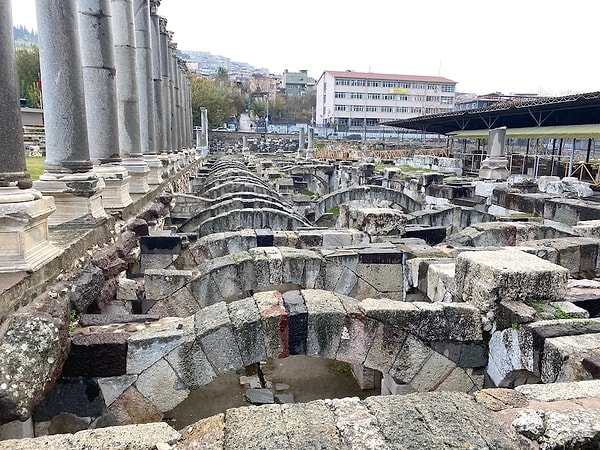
[278,314,289,359]
[260,305,286,319]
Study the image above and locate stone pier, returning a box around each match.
[33,0,107,228]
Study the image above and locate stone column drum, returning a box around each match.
[0,1,61,271]
[34,0,108,228]
[111,0,151,193]
[78,0,133,209]
[134,0,163,185]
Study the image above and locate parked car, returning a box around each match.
[211,127,230,132]
[346,134,362,140]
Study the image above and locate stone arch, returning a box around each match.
[284,166,333,196]
[105,290,484,419]
[314,186,424,220]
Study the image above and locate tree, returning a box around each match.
[15,46,41,108]
[189,73,245,128]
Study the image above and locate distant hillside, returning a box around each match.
[13,25,38,48]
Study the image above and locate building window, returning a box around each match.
[335,79,350,86]
[412,95,425,102]
[441,96,453,104]
[351,79,366,86]
[350,118,363,127]
[335,92,347,99]
[366,118,379,126]
[381,106,394,112]
[366,106,378,112]
[427,83,438,90]
[411,107,423,114]
[383,81,396,88]
[395,95,408,101]
[382,94,394,100]
[350,92,363,99]
[398,82,410,89]
[368,93,380,100]
[335,105,347,111]
[426,96,439,102]
[441,84,455,92]
[368,80,380,87]
[397,106,410,113]
[352,105,364,112]
[412,82,426,89]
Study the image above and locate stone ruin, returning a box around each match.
[3,145,600,448]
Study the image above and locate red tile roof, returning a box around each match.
[322,70,456,84]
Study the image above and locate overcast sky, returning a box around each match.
[10,0,600,96]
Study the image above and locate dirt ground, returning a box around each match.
[166,356,380,429]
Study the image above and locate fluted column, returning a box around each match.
[133,0,162,184]
[34,0,107,228]
[111,0,150,193]
[0,1,60,271]
[196,107,209,157]
[78,0,133,209]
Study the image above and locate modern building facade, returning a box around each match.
[281,69,312,97]
[315,70,457,136]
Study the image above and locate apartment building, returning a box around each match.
[280,69,313,97]
[315,70,457,135]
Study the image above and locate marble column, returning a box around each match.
[34,0,107,228]
[306,126,315,159]
[479,126,509,181]
[149,0,166,177]
[78,0,133,209]
[111,0,150,193]
[196,107,209,157]
[166,34,179,173]
[297,127,306,158]
[158,17,172,173]
[134,0,162,184]
[0,1,60,271]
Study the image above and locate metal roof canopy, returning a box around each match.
[448,124,600,139]
[383,91,600,136]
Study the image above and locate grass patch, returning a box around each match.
[300,188,315,197]
[26,156,45,181]
[327,205,340,217]
[397,165,432,173]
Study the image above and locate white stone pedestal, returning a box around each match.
[94,164,133,209]
[479,157,510,181]
[122,158,151,194]
[33,172,108,228]
[144,155,164,185]
[0,187,62,272]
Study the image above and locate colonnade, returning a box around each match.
[0,0,196,272]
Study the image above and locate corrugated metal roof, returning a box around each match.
[322,70,456,84]
[448,124,600,139]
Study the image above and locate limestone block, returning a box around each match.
[210,258,243,301]
[516,379,600,402]
[97,375,137,407]
[116,277,138,301]
[381,373,417,395]
[0,418,34,440]
[355,263,403,294]
[279,248,309,286]
[495,300,538,331]
[188,272,222,308]
[143,269,193,300]
[426,262,455,303]
[303,253,323,289]
[140,253,177,271]
[254,291,289,359]
[364,323,407,373]
[194,302,243,374]
[303,289,345,359]
[248,248,271,288]
[335,267,359,297]
[163,285,200,317]
[350,364,377,390]
[325,397,387,448]
[541,333,600,383]
[224,404,289,449]
[388,334,432,384]
[282,400,341,449]
[264,247,283,286]
[166,337,216,390]
[126,317,192,375]
[537,176,561,192]
[135,358,189,413]
[360,297,420,330]
[336,295,379,364]
[322,261,344,291]
[573,219,600,238]
[442,303,483,341]
[455,249,569,314]
[486,327,534,387]
[228,297,266,366]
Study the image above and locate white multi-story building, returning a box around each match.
[315,70,457,136]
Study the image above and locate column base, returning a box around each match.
[122,157,151,194]
[33,172,108,228]
[297,149,307,159]
[94,164,133,209]
[167,153,178,176]
[479,157,510,181]
[0,188,62,272]
[306,148,315,159]
[143,155,164,185]
[196,145,209,158]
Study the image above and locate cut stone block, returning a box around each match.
[303,289,345,359]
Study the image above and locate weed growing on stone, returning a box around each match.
[327,206,340,218]
[68,309,79,336]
